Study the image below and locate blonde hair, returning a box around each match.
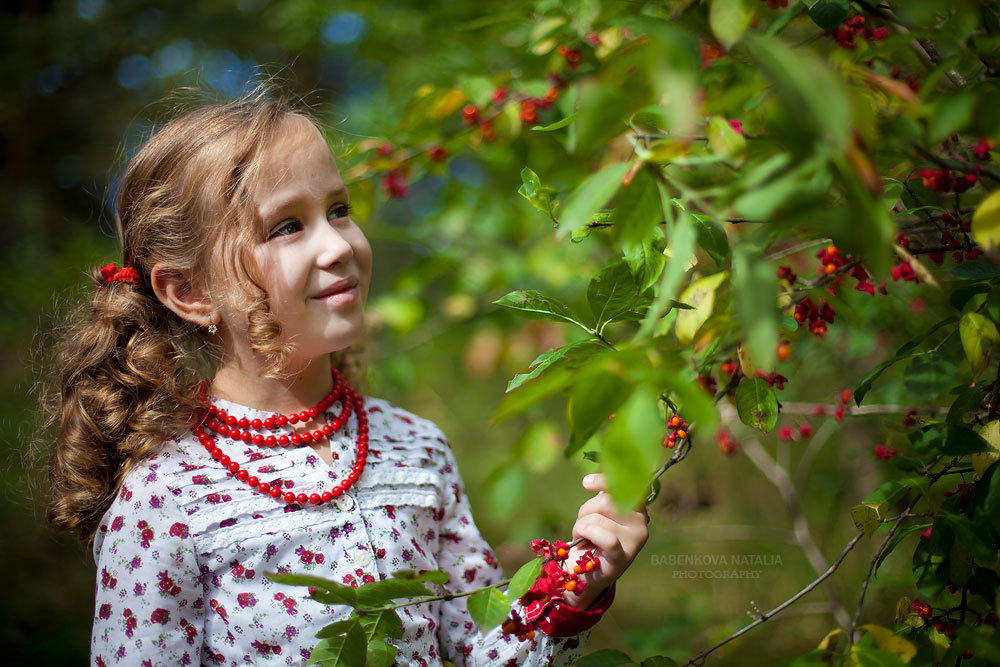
[45,83,367,544]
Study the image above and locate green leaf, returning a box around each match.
[706,115,747,161]
[940,512,998,565]
[971,189,1000,251]
[950,282,991,310]
[903,353,957,396]
[874,524,929,578]
[364,638,398,667]
[641,657,679,667]
[356,609,404,641]
[693,216,729,266]
[637,209,697,340]
[353,578,434,609]
[494,290,588,330]
[389,569,451,586]
[805,0,849,31]
[863,477,928,505]
[506,557,543,601]
[734,377,779,433]
[466,587,512,633]
[568,370,631,455]
[530,113,577,131]
[851,501,888,537]
[709,0,756,50]
[675,272,728,345]
[507,340,602,393]
[952,261,1000,280]
[960,311,1000,381]
[732,248,778,373]
[575,648,638,667]
[559,163,631,238]
[942,425,992,455]
[308,620,367,666]
[745,33,851,150]
[588,261,642,328]
[857,625,917,664]
[602,384,664,516]
[518,167,558,217]
[624,233,667,293]
[457,74,495,108]
[267,572,358,607]
[615,166,662,245]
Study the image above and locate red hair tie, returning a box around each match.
[98,262,140,285]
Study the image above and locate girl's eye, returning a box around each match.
[330,203,352,219]
[269,220,302,239]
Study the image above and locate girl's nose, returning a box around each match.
[313,219,355,267]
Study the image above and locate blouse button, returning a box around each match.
[354,550,372,567]
[334,494,354,512]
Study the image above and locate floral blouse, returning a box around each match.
[91,395,612,666]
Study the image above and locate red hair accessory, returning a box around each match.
[98,263,140,285]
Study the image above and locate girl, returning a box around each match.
[46,85,650,666]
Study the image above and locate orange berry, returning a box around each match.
[556,547,568,559]
[586,560,595,571]
[676,429,687,439]
[777,342,791,361]
[573,565,583,574]
[827,244,838,255]
[527,631,535,640]
[825,263,836,275]
[669,415,681,427]
[564,579,577,591]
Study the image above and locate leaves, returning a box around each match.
[709,0,756,51]
[494,290,589,331]
[675,272,728,345]
[518,167,559,218]
[851,501,888,537]
[558,162,631,238]
[506,339,602,393]
[588,260,646,330]
[804,0,850,31]
[615,166,663,245]
[505,557,543,601]
[732,249,778,372]
[959,312,1000,382]
[466,587,512,633]
[601,384,665,516]
[734,377,779,433]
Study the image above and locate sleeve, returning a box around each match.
[91,478,206,667]
[433,440,613,667]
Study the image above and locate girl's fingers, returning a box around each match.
[581,473,606,493]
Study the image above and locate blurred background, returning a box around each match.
[2,1,908,663]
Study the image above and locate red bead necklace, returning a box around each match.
[193,368,369,506]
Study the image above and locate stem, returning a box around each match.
[848,455,964,642]
[682,532,865,666]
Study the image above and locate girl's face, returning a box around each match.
[236,118,373,367]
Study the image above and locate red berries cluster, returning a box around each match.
[777,265,797,284]
[912,599,934,621]
[556,44,581,70]
[427,145,448,163]
[663,414,689,448]
[381,168,409,199]
[697,373,717,394]
[827,14,888,49]
[729,119,744,136]
[794,297,835,337]
[778,421,813,442]
[716,427,740,456]
[917,168,978,194]
[874,443,897,461]
[720,359,739,376]
[942,483,974,513]
[974,137,995,161]
[501,539,600,641]
[849,265,884,296]
[755,370,788,390]
[889,66,920,93]
[903,409,919,426]
[817,244,844,276]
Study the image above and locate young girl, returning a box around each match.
[47,86,650,666]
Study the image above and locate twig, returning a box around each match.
[742,438,852,630]
[847,455,963,642]
[778,402,949,416]
[682,532,865,666]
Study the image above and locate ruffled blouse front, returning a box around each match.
[91,394,612,666]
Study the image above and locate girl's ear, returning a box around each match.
[150,263,216,327]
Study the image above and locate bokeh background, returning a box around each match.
[3,1,905,664]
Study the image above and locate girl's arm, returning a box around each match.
[432,440,623,667]
[91,478,206,666]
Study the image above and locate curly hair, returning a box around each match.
[45,83,368,544]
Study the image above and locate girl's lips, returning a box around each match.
[312,285,357,306]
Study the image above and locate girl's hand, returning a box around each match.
[560,473,650,610]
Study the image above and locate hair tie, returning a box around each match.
[98,262,140,286]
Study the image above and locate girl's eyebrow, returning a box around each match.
[261,185,349,220]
